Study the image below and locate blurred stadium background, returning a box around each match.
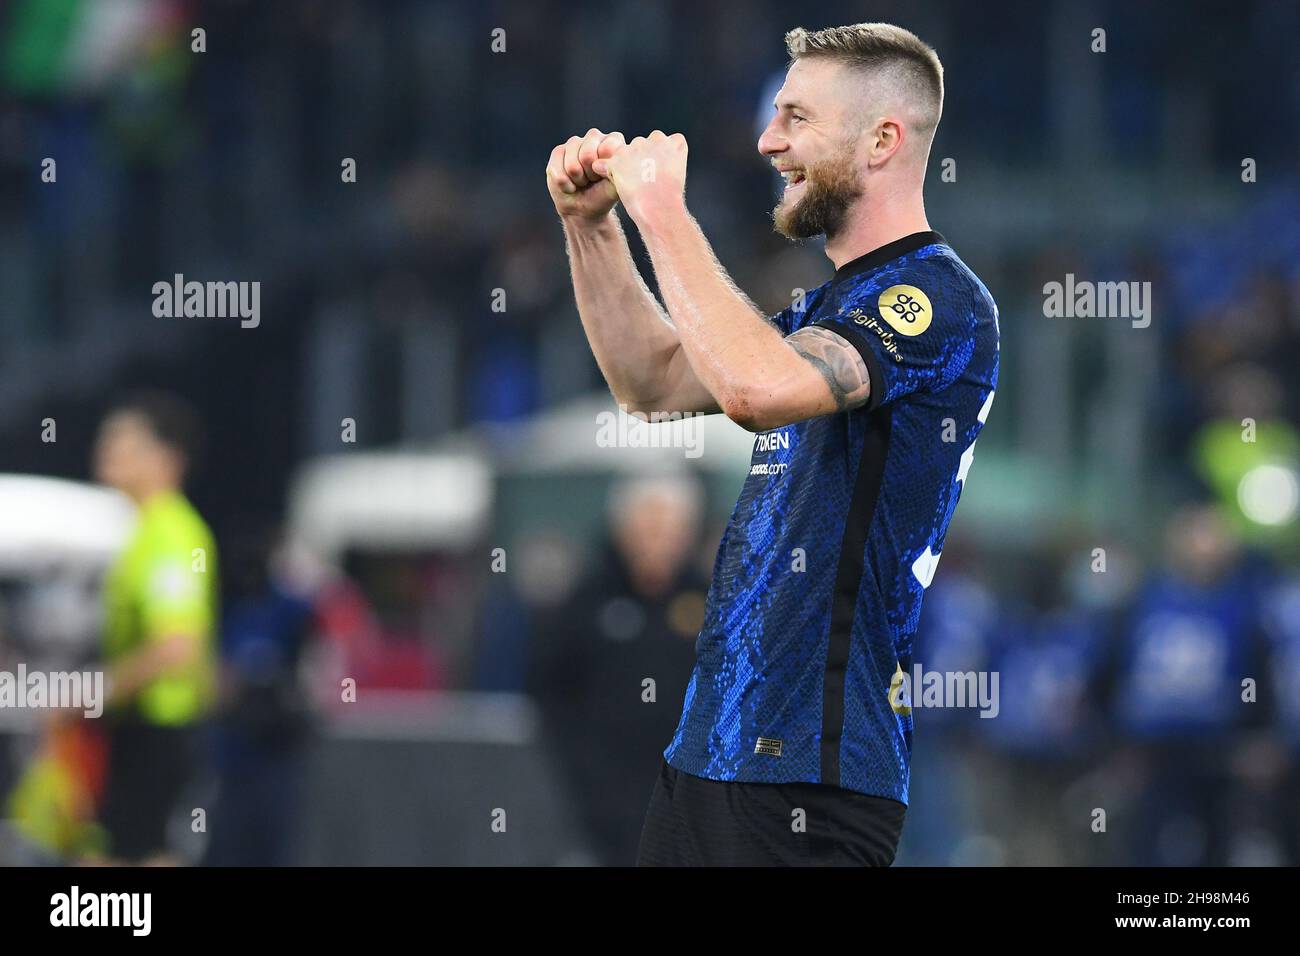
[0,0,1299,866]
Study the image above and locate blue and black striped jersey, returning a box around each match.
[664,231,1000,804]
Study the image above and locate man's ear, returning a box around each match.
[867,119,904,167]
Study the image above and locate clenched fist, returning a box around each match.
[546,128,626,222]
[591,130,687,226]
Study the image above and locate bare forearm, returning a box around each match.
[594,131,867,431]
[563,213,685,408]
[105,635,198,705]
[635,201,804,425]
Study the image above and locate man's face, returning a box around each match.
[758,58,865,240]
[1166,507,1237,585]
[93,411,167,495]
[613,489,698,588]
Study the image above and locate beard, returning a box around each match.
[771,148,864,241]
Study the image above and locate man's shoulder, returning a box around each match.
[769,278,836,333]
[841,243,989,313]
[927,244,998,320]
[142,494,215,554]
[774,241,997,335]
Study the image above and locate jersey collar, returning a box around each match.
[832,230,946,285]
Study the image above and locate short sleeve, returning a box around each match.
[769,304,798,336]
[813,276,976,412]
[770,283,829,336]
[139,548,209,641]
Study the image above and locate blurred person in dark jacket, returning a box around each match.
[1109,505,1274,865]
[529,471,707,866]
[977,548,1108,866]
[1259,571,1300,864]
[203,526,315,866]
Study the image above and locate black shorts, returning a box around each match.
[99,719,199,862]
[637,758,906,866]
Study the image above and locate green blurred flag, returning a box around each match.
[3,0,162,96]
[2,0,85,94]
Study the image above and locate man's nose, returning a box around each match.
[757,122,786,157]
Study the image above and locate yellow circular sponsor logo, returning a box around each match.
[878,284,932,336]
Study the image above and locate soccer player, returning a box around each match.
[547,22,999,865]
[90,392,219,865]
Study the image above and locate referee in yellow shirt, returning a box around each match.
[92,392,218,865]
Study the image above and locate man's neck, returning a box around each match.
[129,482,180,506]
[824,193,931,270]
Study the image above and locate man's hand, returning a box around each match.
[546,128,626,222]
[553,128,723,418]
[592,130,687,226]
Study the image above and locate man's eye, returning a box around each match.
[792,115,806,124]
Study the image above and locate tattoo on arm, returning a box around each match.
[787,326,872,412]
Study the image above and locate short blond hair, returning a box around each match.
[785,22,944,136]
